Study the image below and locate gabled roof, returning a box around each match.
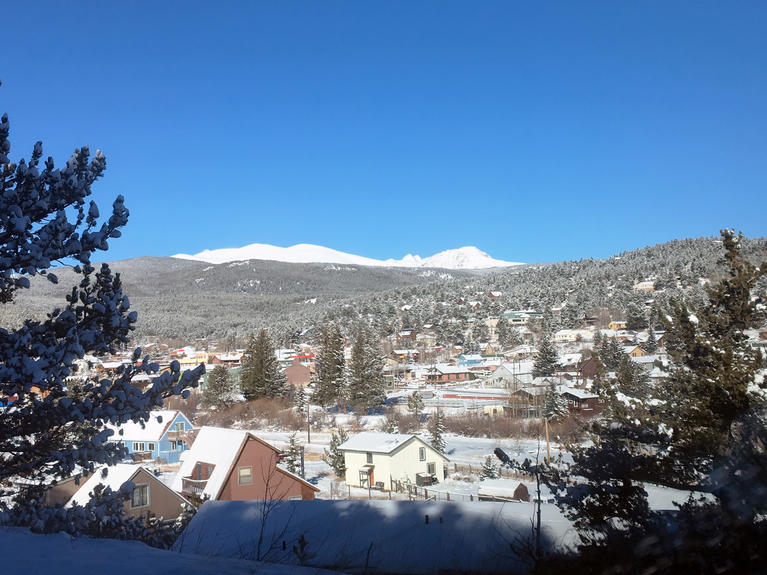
[106,410,187,442]
[339,432,448,460]
[171,426,318,499]
[66,463,190,509]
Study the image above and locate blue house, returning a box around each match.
[107,409,193,464]
[457,354,484,367]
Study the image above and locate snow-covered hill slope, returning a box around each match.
[173,243,521,269]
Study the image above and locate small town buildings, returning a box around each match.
[560,388,604,415]
[67,464,191,521]
[339,432,449,491]
[107,409,193,464]
[425,364,474,384]
[172,426,318,502]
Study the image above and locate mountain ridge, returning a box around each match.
[173,243,521,270]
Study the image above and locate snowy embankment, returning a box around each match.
[175,499,578,574]
[0,527,337,575]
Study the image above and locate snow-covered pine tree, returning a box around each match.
[294,385,307,415]
[313,322,345,408]
[480,455,498,480]
[542,382,569,421]
[429,409,446,453]
[323,428,348,477]
[0,94,203,489]
[283,432,301,476]
[239,329,285,400]
[407,391,425,419]
[202,365,238,409]
[644,328,658,353]
[532,334,559,378]
[555,230,767,572]
[346,326,385,412]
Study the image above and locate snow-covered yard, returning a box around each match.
[0,527,337,575]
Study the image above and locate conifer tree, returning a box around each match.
[480,455,498,480]
[556,230,767,570]
[644,328,658,353]
[314,322,345,408]
[429,409,446,453]
[346,326,385,412]
[495,316,511,348]
[283,432,301,476]
[240,329,285,400]
[533,334,559,378]
[626,302,648,331]
[0,90,203,490]
[542,382,569,421]
[615,355,649,399]
[407,391,425,419]
[323,428,349,477]
[202,365,238,410]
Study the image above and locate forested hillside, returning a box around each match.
[3,236,766,346]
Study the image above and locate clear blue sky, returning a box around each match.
[2,2,766,263]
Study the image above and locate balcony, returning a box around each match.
[181,477,207,497]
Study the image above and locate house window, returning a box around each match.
[133,442,145,452]
[419,447,426,461]
[131,484,149,508]
[147,443,155,452]
[237,466,253,485]
[170,441,177,451]
[366,452,373,464]
[174,421,185,432]
[427,462,436,475]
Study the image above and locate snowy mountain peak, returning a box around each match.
[173,243,522,270]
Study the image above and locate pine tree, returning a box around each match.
[283,432,301,476]
[626,302,648,331]
[480,455,498,480]
[294,385,307,415]
[407,391,425,419]
[323,428,349,477]
[598,336,624,371]
[240,329,285,400]
[495,316,511,348]
[557,230,767,569]
[615,355,649,399]
[644,328,658,353]
[202,365,238,409]
[0,92,203,490]
[533,334,559,378]
[313,322,345,408]
[346,326,385,412]
[429,409,446,453]
[542,382,569,421]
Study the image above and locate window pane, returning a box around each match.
[238,467,252,485]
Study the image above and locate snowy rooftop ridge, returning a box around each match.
[171,426,255,499]
[66,464,142,507]
[172,243,522,270]
[339,432,418,454]
[105,409,180,442]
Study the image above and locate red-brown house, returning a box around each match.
[172,427,318,502]
[285,357,312,387]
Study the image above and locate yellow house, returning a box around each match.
[340,432,449,491]
[623,345,646,358]
[608,320,628,330]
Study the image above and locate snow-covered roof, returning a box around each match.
[559,387,598,400]
[339,432,418,454]
[66,464,141,507]
[106,410,183,442]
[171,426,254,499]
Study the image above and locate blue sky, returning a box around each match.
[2,2,766,264]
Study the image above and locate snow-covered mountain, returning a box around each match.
[172,243,521,270]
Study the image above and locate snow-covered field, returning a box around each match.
[0,527,337,575]
[175,499,576,574]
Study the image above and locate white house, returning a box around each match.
[339,432,449,491]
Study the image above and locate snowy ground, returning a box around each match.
[0,527,338,575]
[175,499,578,574]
